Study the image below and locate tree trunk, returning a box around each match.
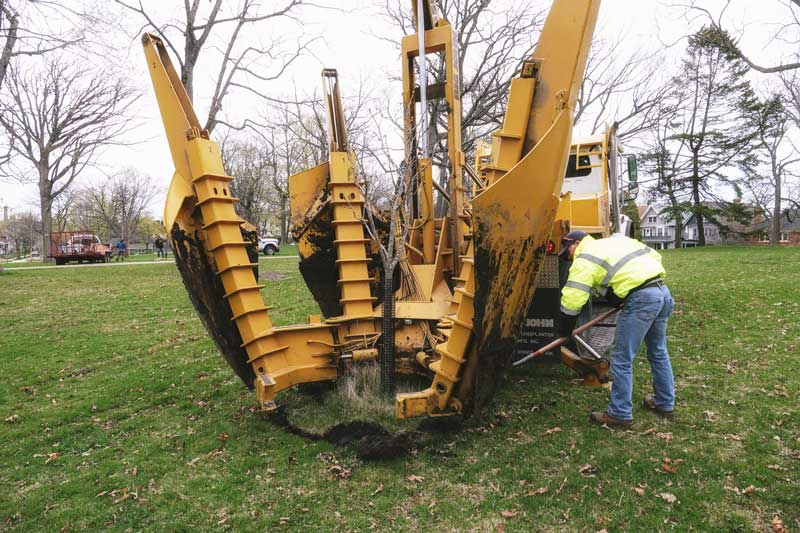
[0,6,19,89]
[692,180,705,246]
[771,167,782,245]
[380,265,396,395]
[39,194,51,262]
[280,196,288,245]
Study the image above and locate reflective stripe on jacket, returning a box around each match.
[560,235,666,315]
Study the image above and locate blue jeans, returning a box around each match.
[607,284,675,420]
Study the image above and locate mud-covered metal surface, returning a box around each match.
[170,219,256,388]
[464,110,573,414]
[296,207,343,318]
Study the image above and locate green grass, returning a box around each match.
[1,246,798,531]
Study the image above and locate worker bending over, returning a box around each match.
[558,230,675,427]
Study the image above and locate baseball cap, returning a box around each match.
[558,230,588,257]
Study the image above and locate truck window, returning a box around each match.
[565,154,591,178]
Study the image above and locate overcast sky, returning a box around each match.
[1,0,796,216]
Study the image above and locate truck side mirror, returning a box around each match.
[626,156,638,188]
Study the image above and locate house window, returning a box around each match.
[644,228,651,237]
[759,232,769,242]
[781,232,789,242]
[648,216,657,223]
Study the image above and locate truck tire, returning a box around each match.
[263,245,277,256]
[55,258,65,266]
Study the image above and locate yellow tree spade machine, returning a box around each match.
[142,0,602,420]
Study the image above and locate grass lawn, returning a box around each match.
[0,246,798,531]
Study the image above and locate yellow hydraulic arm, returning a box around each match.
[142,33,337,410]
[397,0,602,418]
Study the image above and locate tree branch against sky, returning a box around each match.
[674,0,800,74]
[0,57,137,259]
[574,36,678,141]
[0,0,85,88]
[113,0,319,133]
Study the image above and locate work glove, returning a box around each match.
[606,287,624,308]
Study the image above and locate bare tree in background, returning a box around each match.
[1,210,40,258]
[382,0,544,212]
[740,93,800,244]
[0,58,136,259]
[0,0,84,88]
[675,0,800,74]
[114,0,315,133]
[221,136,274,233]
[781,70,800,129]
[81,169,157,243]
[574,37,678,140]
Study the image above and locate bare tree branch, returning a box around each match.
[0,56,137,259]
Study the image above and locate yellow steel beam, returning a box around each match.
[143,33,337,411]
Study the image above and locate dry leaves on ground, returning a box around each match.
[659,492,677,504]
[525,487,549,497]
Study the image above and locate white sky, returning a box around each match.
[1,0,796,216]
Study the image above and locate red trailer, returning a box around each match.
[48,231,114,265]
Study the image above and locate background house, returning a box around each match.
[639,205,676,250]
[747,211,800,246]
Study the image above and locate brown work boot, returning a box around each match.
[643,394,674,419]
[588,411,632,428]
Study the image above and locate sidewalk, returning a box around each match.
[2,256,295,271]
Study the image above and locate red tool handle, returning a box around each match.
[512,306,622,367]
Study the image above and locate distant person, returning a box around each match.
[154,236,165,259]
[115,239,127,262]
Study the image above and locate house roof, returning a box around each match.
[749,209,800,232]
[637,205,650,218]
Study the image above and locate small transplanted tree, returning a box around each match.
[0,58,136,260]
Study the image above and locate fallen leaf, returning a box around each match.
[544,427,562,435]
[578,464,598,477]
[4,414,19,424]
[766,464,787,471]
[372,483,384,495]
[495,524,505,532]
[772,515,786,533]
[407,475,424,483]
[655,432,673,441]
[216,433,228,442]
[661,462,678,474]
[525,487,549,497]
[45,452,61,464]
[597,529,609,533]
[501,510,519,518]
[634,487,645,497]
[659,492,677,504]
[641,428,657,435]
[704,410,720,422]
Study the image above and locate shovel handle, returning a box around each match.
[512,306,622,367]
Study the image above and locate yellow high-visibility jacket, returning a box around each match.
[560,235,666,316]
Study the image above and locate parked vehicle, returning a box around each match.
[48,232,113,265]
[257,237,280,256]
